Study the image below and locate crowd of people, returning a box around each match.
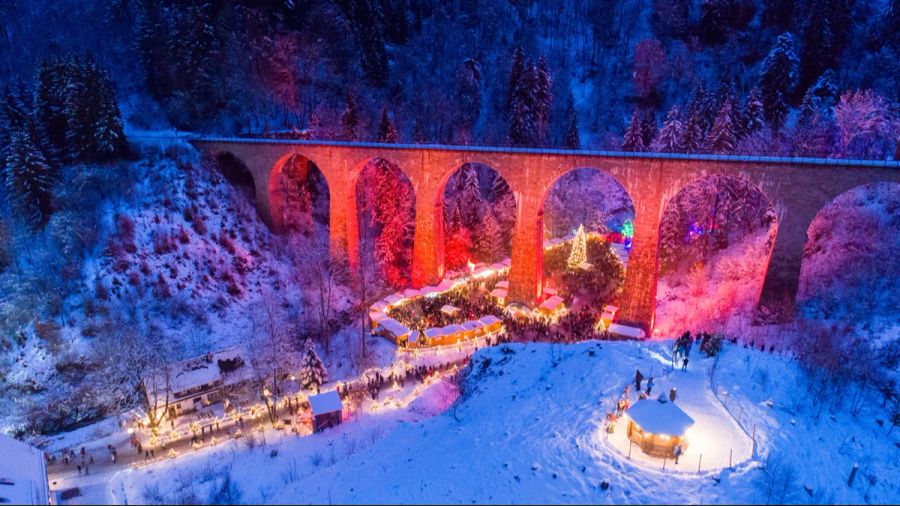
[386,275,507,332]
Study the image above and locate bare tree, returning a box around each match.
[247,293,301,424]
[296,233,347,357]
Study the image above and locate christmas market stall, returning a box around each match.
[376,318,412,345]
[308,390,343,433]
[625,398,695,458]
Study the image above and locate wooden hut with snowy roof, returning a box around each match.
[308,390,343,433]
[625,397,695,457]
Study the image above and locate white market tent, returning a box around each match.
[308,390,343,416]
[370,300,389,312]
[607,323,646,339]
[490,287,508,302]
[626,398,695,436]
[462,321,483,333]
[434,278,457,292]
[419,285,442,297]
[441,304,461,316]
[495,280,509,289]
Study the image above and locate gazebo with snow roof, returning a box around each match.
[625,397,695,458]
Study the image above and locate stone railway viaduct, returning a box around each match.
[189,137,900,332]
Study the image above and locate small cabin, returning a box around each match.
[490,287,508,305]
[376,318,411,345]
[440,304,461,317]
[308,391,343,433]
[479,315,503,333]
[625,398,695,458]
[539,295,565,315]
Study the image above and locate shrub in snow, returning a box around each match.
[699,332,723,357]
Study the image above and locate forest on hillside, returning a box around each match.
[0,0,898,157]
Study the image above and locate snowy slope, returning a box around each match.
[102,341,899,504]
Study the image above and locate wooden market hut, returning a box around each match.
[625,398,695,458]
[376,318,412,345]
[538,295,565,316]
[479,315,503,333]
[308,390,343,433]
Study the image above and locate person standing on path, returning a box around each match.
[682,357,689,371]
[634,370,644,392]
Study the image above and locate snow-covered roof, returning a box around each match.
[147,347,252,400]
[420,285,441,297]
[435,278,457,292]
[462,321,482,331]
[443,324,465,335]
[479,315,501,326]
[402,288,422,298]
[408,330,420,343]
[0,434,48,505]
[496,280,509,289]
[603,304,619,313]
[369,310,389,324]
[543,287,558,296]
[440,304,460,315]
[378,318,411,337]
[424,327,446,339]
[626,398,695,436]
[384,294,405,305]
[489,263,507,272]
[501,258,512,266]
[607,323,646,339]
[490,288,508,299]
[308,390,342,415]
[539,295,565,311]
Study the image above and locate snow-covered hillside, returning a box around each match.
[0,141,353,433]
[89,341,899,504]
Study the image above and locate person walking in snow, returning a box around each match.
[634,369,644,391]
[669,387,677,402]
[646,376,654,395]
[673,444,682,464]
[682,356,689,371]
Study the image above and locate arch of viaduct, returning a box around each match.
[189,137,900,332]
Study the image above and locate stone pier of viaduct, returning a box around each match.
[189,137,900,332]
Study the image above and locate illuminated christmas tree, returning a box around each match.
[567,224,588,270]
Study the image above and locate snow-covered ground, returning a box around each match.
[50,340,899,504]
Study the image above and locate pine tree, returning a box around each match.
[799,2,836,95]
[640,111,658,149]
[475,211,504,263]
[759,33,799,130]
[567,224,587,270]
[706,100,736,153]
[654,106,683,153]
[534,57,552,145]
[454,57,481,143]
[509,61,537,147]
[563,91,580,149]
[340,92,360,141]
[377,108,398,143]
[4,130,53,228]
[299,344,327,393]
[682,106,705,154]
[505,46,525,115]
[743,87,767,135]
[622,111,645,151]
[93,70,126,159]
[413,118,427,143]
